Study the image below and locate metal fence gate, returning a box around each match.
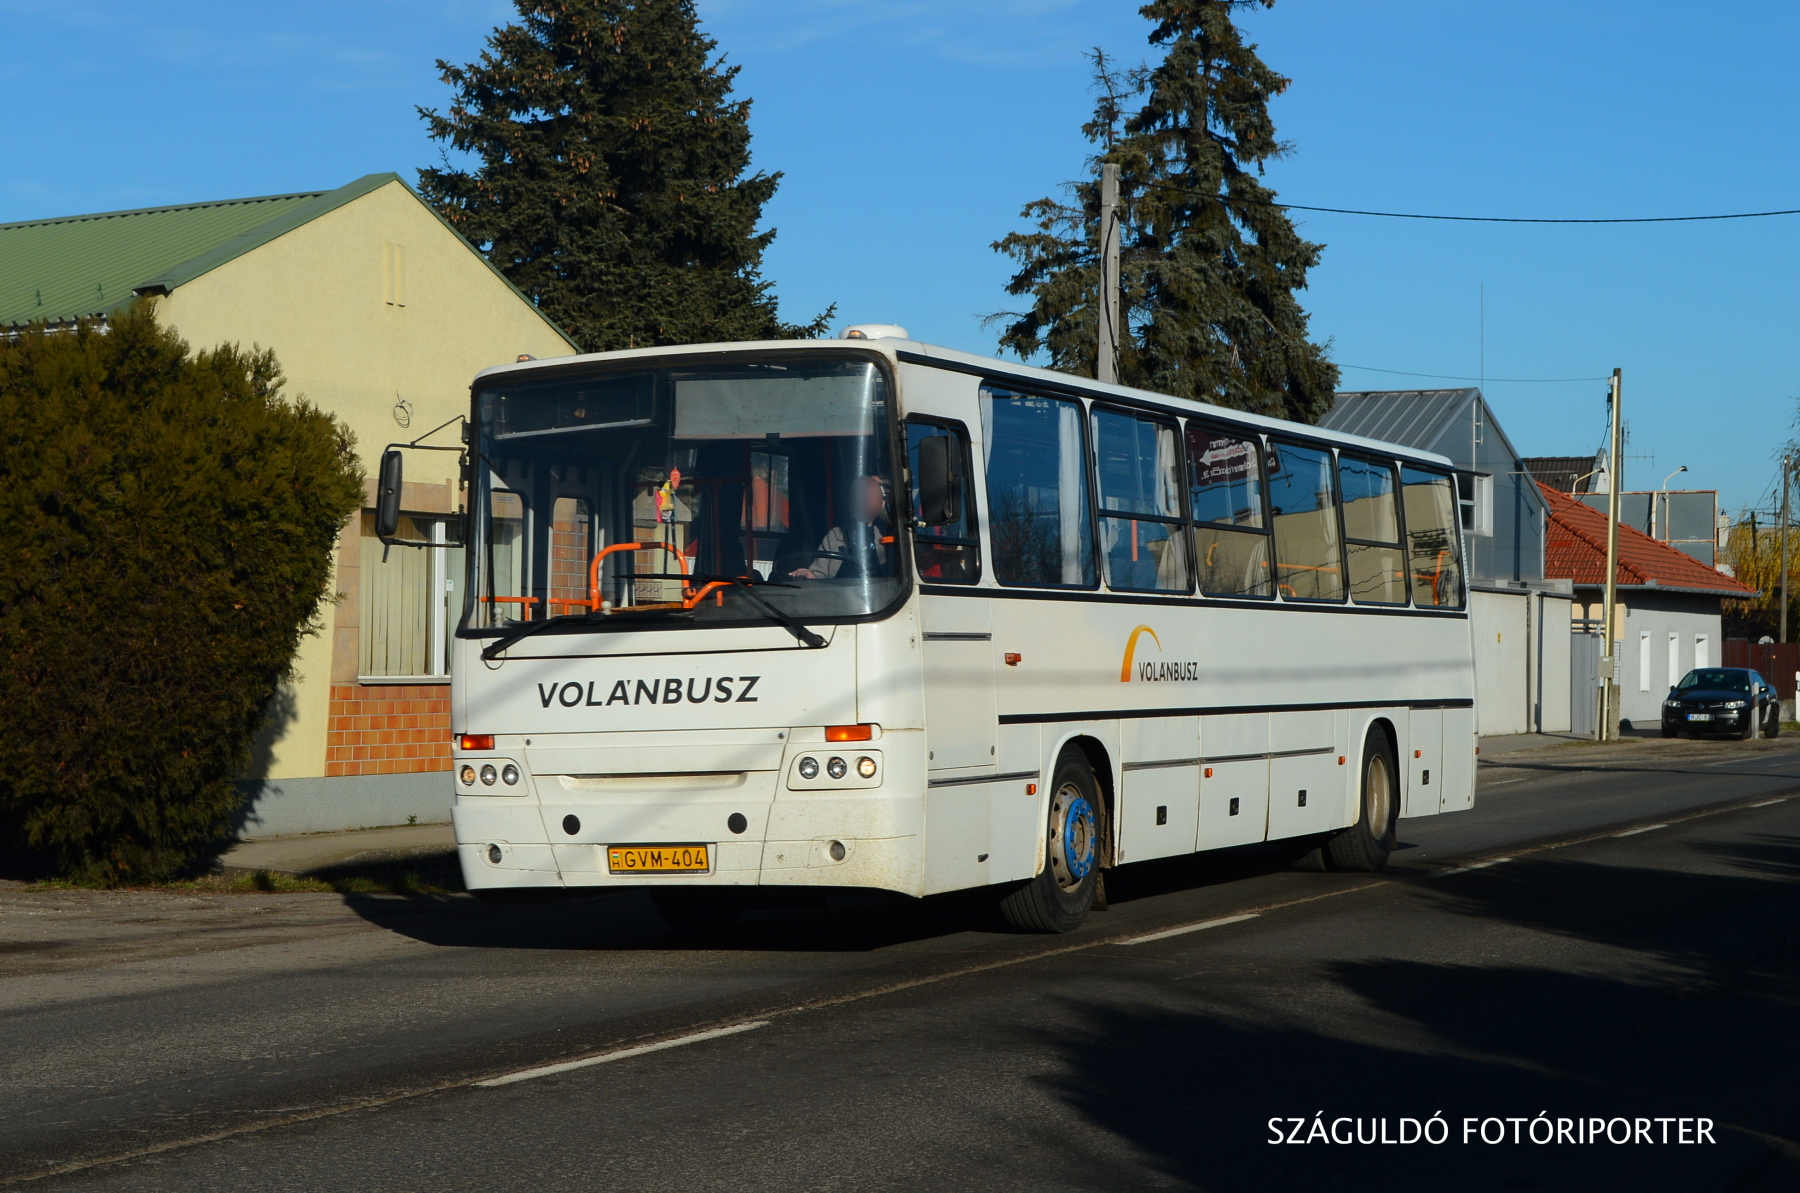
[1569,631,1601,738]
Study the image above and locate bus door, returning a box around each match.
[907,417,996,771]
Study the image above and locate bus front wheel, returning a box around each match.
[998,749,1101,933]
[1325,728,1400,872]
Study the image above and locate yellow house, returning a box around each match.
[0,174,577,834]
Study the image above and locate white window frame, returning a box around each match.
[359,515,458,683]
[1667,632,1680,690]
[1694,632,1710,669]
[1638,630,1651,692]
[1458,473,1494,538]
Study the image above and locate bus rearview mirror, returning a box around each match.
[376,449,404,539]
[916,435,961,526]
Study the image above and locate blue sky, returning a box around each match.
[4,0,1797,514]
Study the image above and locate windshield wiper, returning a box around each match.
[695,575,827,649]
[478,611,606,662]
[627,570,827,649]
[477,575,825,660]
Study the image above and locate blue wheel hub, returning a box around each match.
[1062,795,1096,880]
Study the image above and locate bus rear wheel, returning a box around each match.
[1325,727,1399,872]
[998,749,1101,933]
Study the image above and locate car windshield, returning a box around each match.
[463,356,903,635]
[1677,669,1751,693]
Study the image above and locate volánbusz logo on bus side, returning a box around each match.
[536,676,760,708]
[1120,625,1199,683]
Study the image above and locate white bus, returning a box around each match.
[403,327,1475,932]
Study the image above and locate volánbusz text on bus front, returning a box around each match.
[399,327,1474,931]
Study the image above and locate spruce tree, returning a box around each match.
[419,0,830,353]
[992,0,1338,423]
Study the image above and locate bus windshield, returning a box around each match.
[463,356,903,637]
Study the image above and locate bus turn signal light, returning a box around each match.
[825,724,874,742]
[459,734,495,751]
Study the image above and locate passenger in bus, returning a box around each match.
[791,475,893,579]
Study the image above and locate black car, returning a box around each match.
[1661,668,1781,739]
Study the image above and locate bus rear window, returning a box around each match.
[1400,466,1465,609]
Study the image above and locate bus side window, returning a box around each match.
[1186,424,1273,598]
[906,420,980,584]
[1400,466,1465,608]
[981,388,1096,588]
[1267,440,1345,602]
[1339,454,1407,605]
[1091,407,1191,593]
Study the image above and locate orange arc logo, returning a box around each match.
[1120,625,1161,682]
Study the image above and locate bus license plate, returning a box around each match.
[608,844,710,874]
[1687,713,1712,722]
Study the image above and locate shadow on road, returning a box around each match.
[339,842,1309,954]
[1040,832,1800,1191]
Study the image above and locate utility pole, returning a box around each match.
[1782,455,1791,644]
[1600,368,1624,740]
[1097,163,1121,386]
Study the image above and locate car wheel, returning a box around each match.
[1325,727,1399,872]
[997,748,1101,933]
[1765,704,1781,739]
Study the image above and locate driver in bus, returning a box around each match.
[790,475,893,580]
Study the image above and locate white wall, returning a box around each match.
[1472,587,1575,736]
[1615,596,1723,727]
[1472,590,1529,736]
[1534,592,1573,733]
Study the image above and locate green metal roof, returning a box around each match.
[0,187,328,328]
[0,173,574,347]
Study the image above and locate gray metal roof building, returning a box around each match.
[1321,388,1548,587]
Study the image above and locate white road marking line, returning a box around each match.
[475,1022,769,1088]
[1431,858,1511,878]
[1747,797,1791,807]
[1115,913,1259,945]
[1612,823,1668,837]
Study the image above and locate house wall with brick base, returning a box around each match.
[326,684,451,777]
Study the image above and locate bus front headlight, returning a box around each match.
[856,756,878,779]
[798,756,819,780]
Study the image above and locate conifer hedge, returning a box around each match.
[0,304,363,883]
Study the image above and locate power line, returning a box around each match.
[1336,363,1611,383]
[1240,197,1800,224]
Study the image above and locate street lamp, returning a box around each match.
[1656,465,1687,540]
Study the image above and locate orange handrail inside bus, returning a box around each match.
[588,541,692,611]
[478,595,540,621]
[1411,549,1451,605]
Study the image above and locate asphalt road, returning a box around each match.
[4,735,1799,1191]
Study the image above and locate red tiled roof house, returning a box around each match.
[1540,483,1755,727]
